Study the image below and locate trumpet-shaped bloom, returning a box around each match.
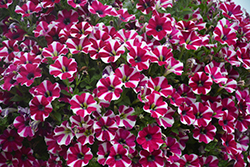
[70,93,97,117]
[29,95,53,122]
[189,72,213,95]
[96,75,123,102]
[137,125,164,152]
[49,56,77,80]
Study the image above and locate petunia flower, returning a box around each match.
[17,64,42,87]
[15,1,42,17]
[97,142,113,165]
[163,137,181,164]
[0,0,13,8]
[117,8,136,22]
[66,37,91,55]
[69,21,93,39]
[146,13,172,41]
[193,123,216,144]
[179,31,202,50]
[213,18,237,46]
[44,132,62,154]
[94,117,118,141]
[88,0,117,17]
[70,93,97,118]
[0,152,19,167]
[139,149,165,167]
[14,146,35,167]
[112,128,136,154]
[218,110,235,134]
[147,76,173,98]
[137,125,164,152]
[155,106,175,128]
[143,93,168,118]
[99,39,125,63]
[54,121,75,146]
[47,153,63,167]
[189,71,213,95]
[96,75,123,102]
[220,1,243,20]
[192,102,213,127]
[0,129,23,152]
[56,9,79,30]
[106,144,132,167]
[178,103,195,125]
[127,46,151,71]
[67,0,88,8]
[49,56,77,80]
[13,114,36,138]
[150,46,173,66]
[67,143,93,167]
[164,57,183,76]
[136,0,155,15]
[0,40,19,63]
[199,155,219,167]
[178,154,200,167]
[29,95,53,122]
[114,64,141,88]
[30,80,61,102]
[42,41,68,62]
[114,105,137,129]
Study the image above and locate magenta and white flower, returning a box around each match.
[49,56,77,80]
[70,93,97,118]
[94,117,118,141]
[114,105,137,129]
[193,123,216,144]
[96,75,123,102]
[106,144,132,167]
[54,121,74,146]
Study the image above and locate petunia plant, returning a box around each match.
[0,0,250,166]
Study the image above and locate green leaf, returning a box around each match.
[61,89,71,96]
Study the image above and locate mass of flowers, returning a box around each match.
[0,0,250,166]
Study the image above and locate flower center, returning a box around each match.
[156,25,163,32]
[61,66,68,72]
[74,0,81,4]
[147,155,155,162]
[195,112,202,119]
[221,35,227,41]
[118,138,126,144]
[38,104,45,111]
[145,134,152,141]
[63,18,71,25]
[77,153,84,159]
[114,154,122,161]
[108,85,115,91]
[135,56,141,62]
[44,90,52,98]
[27,73,34,80]
[96,10,103,15]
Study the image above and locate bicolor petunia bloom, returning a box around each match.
[49,56,77,80]
[115,65,141,88]
[30,80,61,102]
[147,76,173,98]
[199,155,219,167]
[54,121,74,146]
[88,0,117,17]
[137,125,164,152]
[67,143,93,167]
[193,123,216,144]
[143,93,168,118]
[163,136,182,163]
[179,31,202,50]
[13,114,35,138]
[15,1,42,17]
[178,154,200,167]
[44,132,62,154]
[96,75,123,102]
[0,152,19,167]
[164,57,184,76]
[155,106,175,128]
[192,102,213,127]
[220,1,243,20]
[67,0,88,8]
[213,18,237,46]
[94,117,118,141]
[97,142,113,165]
[70,93,97,118]
[17,64,42,87]
[112,128,136,154]
[106,144,132,167]
[69,21,93,39]
[66,37,91,54]
[0,129,23,152]
[127,46,151,71]
[136,0,155,14]
[189,71,213,95]
[56,9,79,30]
[146,13,172,41]
[42,41,68,61]
[218,110,235,134]
[29,95,53,122]
[150,46,173,66]
[117,8,136,22]
[99,39,125,63]
[114,105,137,129]
[139,149,165,167]
[14,146,36,167]
[0,0,13,8]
